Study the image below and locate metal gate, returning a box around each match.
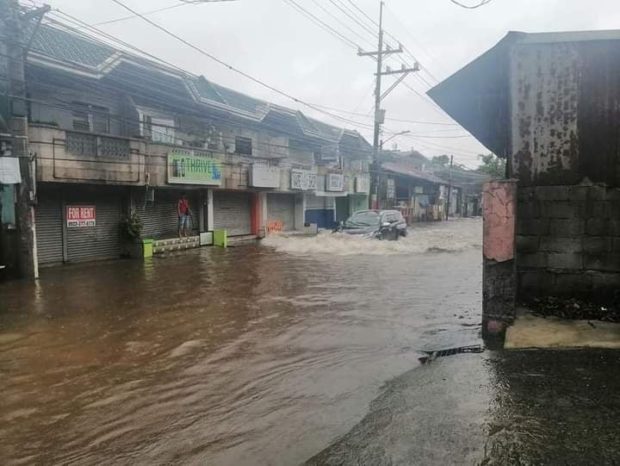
[267,193,295,231]
[35,193,63,266]
[135,189,199,239]
[213,191,252,236]
[65,195,122,262]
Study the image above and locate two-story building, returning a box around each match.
[7,21,371,270]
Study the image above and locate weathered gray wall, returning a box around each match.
[517,184,620,301]
[511,39,620,304]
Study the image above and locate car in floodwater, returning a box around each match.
[335,210,408,240]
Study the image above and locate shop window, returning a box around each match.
[235,136,252,155]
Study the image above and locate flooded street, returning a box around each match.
[1,219,482,465]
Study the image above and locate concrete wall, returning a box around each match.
[31,125,145,185]
[517,184,620,301]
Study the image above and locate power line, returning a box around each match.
[306,0,375,48]
[106,0,376,130]
[47,7,374,132]
[92,2,197,27]
[449,0,494,9]
[281,0,361,51]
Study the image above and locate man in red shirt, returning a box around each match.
[177,193,191,238]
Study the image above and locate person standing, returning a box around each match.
[177,193,191,238]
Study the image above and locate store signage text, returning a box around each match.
[250,164,280,188]
[291,169,317,191]
[66,205,96,228]
[168,149,222,186]
[326,173,344,192]
[355,176,370,194]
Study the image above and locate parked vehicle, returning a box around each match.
[335,210,408,240]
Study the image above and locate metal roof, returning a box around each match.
[381,161,448,185]
[27,23,370,150]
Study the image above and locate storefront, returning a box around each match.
[213,190,253,236]
[35,184,124,266]
[134,188,200,239]
[305,193,336,229]
[266,192,296,232]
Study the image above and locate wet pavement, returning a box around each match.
[307,350,620,466]
[1,218,617,465]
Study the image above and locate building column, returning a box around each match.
[294,193,305,230]
[206,189,214,231]
[482,180,517,343]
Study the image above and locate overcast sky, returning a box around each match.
[35,0,620,167]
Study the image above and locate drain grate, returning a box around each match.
[418,344,484,365]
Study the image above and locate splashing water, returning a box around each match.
[262,218,482,256]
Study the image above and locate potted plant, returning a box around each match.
[119,211,144,258]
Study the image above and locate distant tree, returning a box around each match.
[431,155,451,167]
[477,153,506,178]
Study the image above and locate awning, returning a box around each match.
[0,157,21,184]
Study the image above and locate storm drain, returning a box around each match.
[418,344,484,365]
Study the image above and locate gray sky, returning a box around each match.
[36,0,620,167]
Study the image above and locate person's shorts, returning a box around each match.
[178,214,190,228]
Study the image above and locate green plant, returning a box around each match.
[119,211,143,241]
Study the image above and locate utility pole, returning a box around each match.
[446,154,454,220]
[358,1,419,209]
[0,0,48,279]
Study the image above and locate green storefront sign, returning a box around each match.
[167,150,222,186]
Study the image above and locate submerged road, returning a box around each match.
[4,218,616,465]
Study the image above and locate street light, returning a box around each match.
[380,130,410,150]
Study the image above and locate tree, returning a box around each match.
[477,153,506,178]
[431,155,451,167]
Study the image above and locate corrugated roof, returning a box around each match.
[382,161,448,185]
[27,23,370,149]
[31,24,116,68]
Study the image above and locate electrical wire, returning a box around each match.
[449,0,494,9]
[92,2,199,27]
[45,9,377,132]
[107,0,381,129]
[281,0,361,51]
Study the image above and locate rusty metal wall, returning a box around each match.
[510,40,620,187]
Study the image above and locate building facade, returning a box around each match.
[0,12,371,276]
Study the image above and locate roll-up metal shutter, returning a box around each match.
[35,193,64,266]
[66,195,121,262]
[267,193,295,231]
[305,194,335,210]
[135,189,199,239]
[213,191,252,236]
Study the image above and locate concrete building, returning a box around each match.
[379,157,453,222]
[429,30,620,323]
[0,10,371,276]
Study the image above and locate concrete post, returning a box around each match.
[206,189,214,231]
[482,180,517,340]
[2,1,38,279]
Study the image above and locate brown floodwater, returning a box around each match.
[0,219,482,465]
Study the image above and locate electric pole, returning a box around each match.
[446,154,454,220]
[0,0,48,279]
[358,1,419,209]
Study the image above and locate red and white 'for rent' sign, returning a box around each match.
[66,205,96,228]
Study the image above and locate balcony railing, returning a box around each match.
[66,131,130,158]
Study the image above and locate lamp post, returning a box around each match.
[380,130,410,150]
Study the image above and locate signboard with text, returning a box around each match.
[250,164,280,188]
[291,169,317,191]
[326,173,344,192]
[167,149,222,186]
[66,205,96,228]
